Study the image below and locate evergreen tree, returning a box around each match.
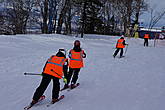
[85,0,102,34]
[73,0,102,37]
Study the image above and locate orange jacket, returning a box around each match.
[69,49,85,68]
[43,55,67,79]
[144,34,149,39]
[116,39,125,48]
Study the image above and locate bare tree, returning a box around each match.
[106,0,148,36]
[32,0,61,34]
[56,0,71,34]
[148,8,165,29]
[147,7,165,47]
[130,0,148,37]
[1,0,34,34]
[40,0,49,33]
[0,0,150,35]
[63,0,73,35]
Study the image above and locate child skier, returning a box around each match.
[28,49,68,107]
[62,40,86,89]
[113,36,128,58]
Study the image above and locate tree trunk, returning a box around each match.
[56,0,70,34]
[68,5,72,34]
[81,1,87,38]
[42,0,48,34]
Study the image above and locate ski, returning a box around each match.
[60,86,70,91]
[67,83,80,91]
[60,83,80,91]
[119,56,125,58]
[24,95,45,110]
[46,95,65,107]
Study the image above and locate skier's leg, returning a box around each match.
[32,74,51,102]
[52,77,60,99]
[113,48,120,57]
[66,68,74,85]
[63,65,68,78]
[146,39,149,46]
[71,68,80,84]
[120,48,123,57]
[144,38,147,46]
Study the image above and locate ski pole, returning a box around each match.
[50,69,63,78]
[24,70,63,77]
[124,44,128,56]
[24,73,42,76]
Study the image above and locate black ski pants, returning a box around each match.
[144,38,148,46]
[66,68,80,85]
[32,73,60,101]
[114,48,124,57]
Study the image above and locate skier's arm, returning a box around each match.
[68,51,71,58]
[116,41,118,48]
[82,50,86,58]
[123,40,128,45]
[63,58,68,77]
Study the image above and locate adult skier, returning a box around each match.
[113,36,128,58]
[63,40,86,89]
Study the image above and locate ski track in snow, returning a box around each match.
[0,34,165,110]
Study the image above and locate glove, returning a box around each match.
[63,77,67,84]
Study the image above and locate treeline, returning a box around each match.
[0,0,148,37]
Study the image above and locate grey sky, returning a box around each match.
[140,0,165,28]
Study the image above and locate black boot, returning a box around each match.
[51,98,58,104]
[113,54,116,58]
[71,84,77,89]
[64,84,69,89]
[30,100,38,106]
[61,84,69,91]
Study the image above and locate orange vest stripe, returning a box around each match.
[47,58,65,67]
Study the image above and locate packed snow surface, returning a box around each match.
[0,34,165,110]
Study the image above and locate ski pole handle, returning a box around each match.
[50,70,67,83]
[24,73,42,76]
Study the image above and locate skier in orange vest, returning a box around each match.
[63,40,86,89]
[144,33,150,46]
[113,36,128,58]
[30,49,68,106]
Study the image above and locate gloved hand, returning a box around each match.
[63,77,67,84]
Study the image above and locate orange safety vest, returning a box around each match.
[43,56,67,79]
[116,39,125,48]
[69,49,84,68]
[144,34,149,39]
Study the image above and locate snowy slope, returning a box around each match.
[0,34,165,110]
